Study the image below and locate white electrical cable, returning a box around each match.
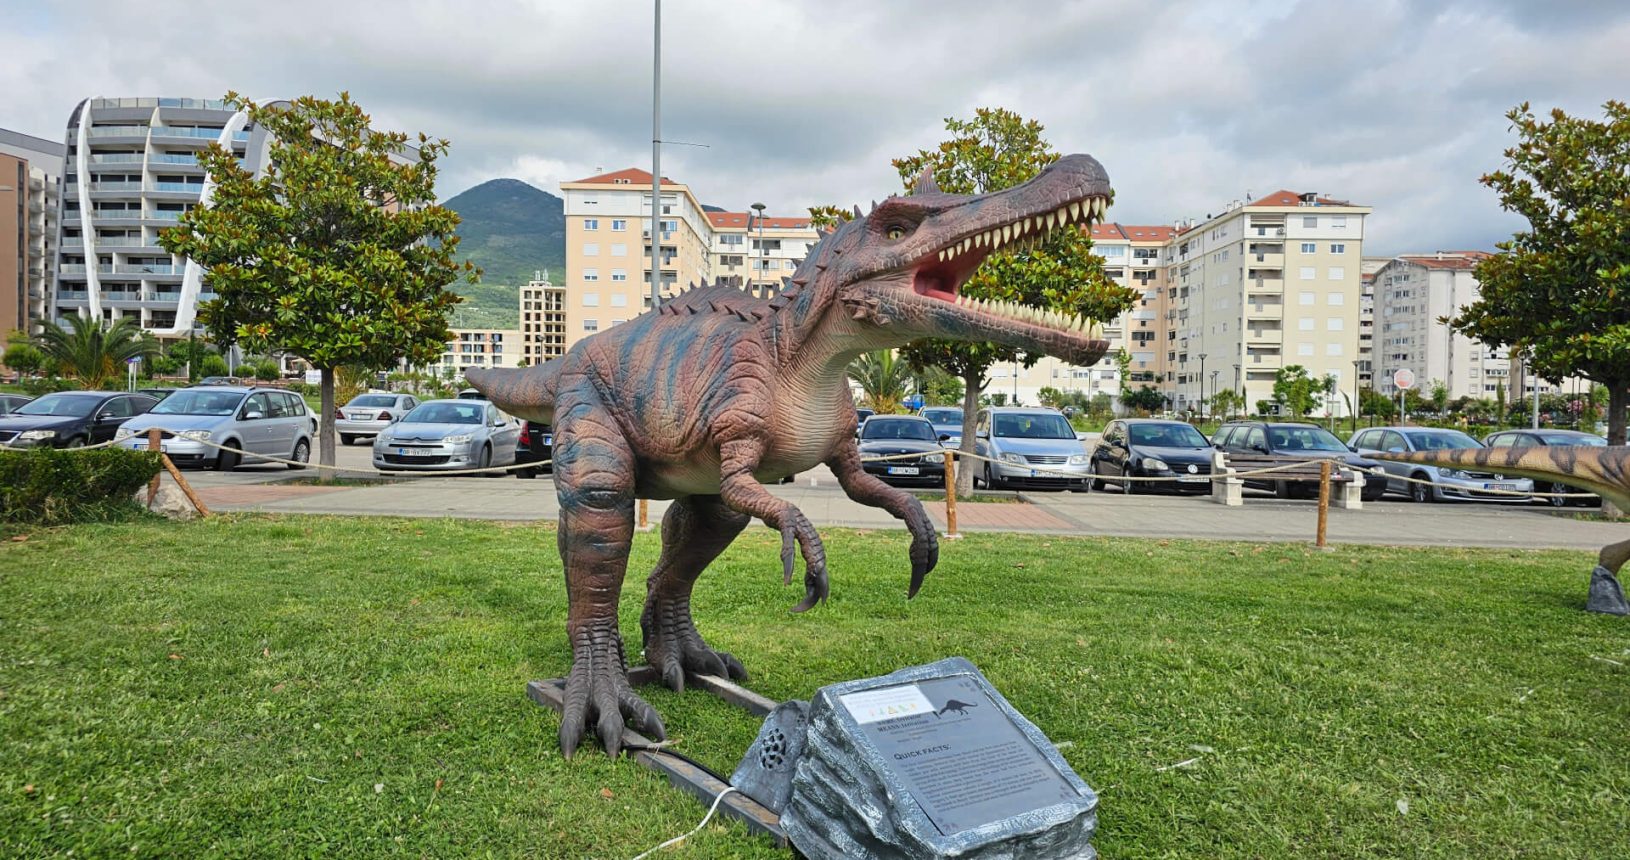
[626,786,738,860]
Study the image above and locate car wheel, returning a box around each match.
[984,463,1004,491]
[340,434,356,446]
[1090,462,1107,492]
[516,465,537,479]
[1547,482,1569,508]
[63,436,86,449]
[475,443,495,477]
[1409,473,1433,503]
[287,439,310,470]
[1274,480,1295,500]
[1120,465,1134,495]
[215,446,240,472]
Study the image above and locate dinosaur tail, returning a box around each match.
[465,360,561,424]
[1374,445,1630,509]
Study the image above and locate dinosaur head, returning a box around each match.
[802,154,1114,365]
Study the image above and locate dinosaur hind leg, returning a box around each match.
[641,495,751,692]
[552,394,664,758]
[1588,538,1630,615]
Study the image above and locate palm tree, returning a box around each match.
[34,315,160,389]
[847,350,912,414]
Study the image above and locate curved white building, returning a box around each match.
[52,97,282,339]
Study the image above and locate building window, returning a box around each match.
[612,219,627,231]
[1330,243,1346,254]
[1326,342,1344,356]
[1328,266,1346,280]
[611,270,627,282]
[1327,318,1344,331]
[1300,242,1316,253]
[583,243,599,256]
[610,243,627,257]
[583,293,600,306]
[1298,343,1315,356]
[1302,216,1318,228]
[1333,216,1347,228]
[1299,291,1315,305]
[1299,318,1315,331]
[610,293,628,307]
[583,319,598,332]
[1327,292,1345,306]
[611,319,625,326]
[584,219,599,230]
[1299,267,1315,280]
[583,270,599,282]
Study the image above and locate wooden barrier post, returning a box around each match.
[637,497,651,532]
[146,427,162,506]
[943,451,961,539]
[1315,460,1331,549]
[160,454,210,517]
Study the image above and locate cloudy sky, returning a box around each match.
[5,0,1627,255]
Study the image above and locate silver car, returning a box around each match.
[1349,426,1533,502]
[372,399,520,474]
[336,392,418,444]
[972,407,1091,491]
[117,386,315,470]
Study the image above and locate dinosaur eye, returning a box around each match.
[886,226,906,240]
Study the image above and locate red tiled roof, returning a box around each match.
[569,167,678,186]
[706,211,811,229]
[1089,222,1175,242]
[1399,251,1492,271]
[1246,189,1355,208]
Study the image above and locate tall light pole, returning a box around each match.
[650,0,662,311]
[1210,369,1219,419]
[1197,352,1208,417]
[1351,359,1361,434]
[751,201,766,296]
[1233,363,1241,403]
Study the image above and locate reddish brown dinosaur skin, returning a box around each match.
[468,155,1114,757]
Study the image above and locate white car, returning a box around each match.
[335,392,418,445]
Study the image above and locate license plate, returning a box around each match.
[1029,469,1039,477]
[397,447,432,456]
[542,435,552,445]
[350,412,375,421]
[1486,483,1517,492]
[887,466,920,476]
[129,441,168,453]
[1179,476,1207,483]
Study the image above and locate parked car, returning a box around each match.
[854,407,875,435]
[515,420,553,478]
[856,415,947,487]
[1091,419,1214,494]
[0,394,32,415]
[0,391,157,449]
[372,399,520,474]
[918,406,965,447]
[1213,420,1387,501]
[118,386,314,470]
[457,388,485,400]
[335,392,419,445]
[198,375,243,386]
[1349,426,1532,503]
[972,407,1091,491]
[1483,428,1606,507]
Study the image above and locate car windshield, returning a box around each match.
[151,389,245,416]
[1129,423,1210,448]
[403,402,484,425]
[349,395,397,408]
[921,409,963,425]
[993,413,1075,439]
[862,419,936,441]
[13,394,99,417]
[1405,430,1481,450]
[1542,434,1607,446]
[1266,425,1349,452]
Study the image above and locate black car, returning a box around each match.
[857,415,946,486]
[1091,419,1214,494]
[1212,420,1387,501]
[855,407,876,435]
[1485,427,1609,507]
[0,394,32,415]
[0,391,158,449]
[515,420,553,478]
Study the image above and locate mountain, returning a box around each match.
[443,178,566,287]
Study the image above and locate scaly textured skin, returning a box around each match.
[1376,445,1630,608]
[469,155,1116,757]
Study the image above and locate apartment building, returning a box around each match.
[1159,190,1371,416]
[2,129,65,352]
[519,271,567,365]
[547,167,819,357]
[440,328,521,374]
[1357,256,1390,389]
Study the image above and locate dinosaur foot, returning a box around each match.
[641,598,748,692]
[559,625,666,759]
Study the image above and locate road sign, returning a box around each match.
[126,356,141,365]
[1393,368,1416,390]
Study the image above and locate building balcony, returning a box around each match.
[56,290,90,301]
[1246,328,1283,344]
[148,182,204,195]
[1249,253,1285,268]
[1246,304,1284,319]
[1247,278,1284,294]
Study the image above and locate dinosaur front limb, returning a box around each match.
[641,495,751,692]
[1588,538,1630,615]
[826,440,940,597]
[718,439,829,612]
[552,400,665,758]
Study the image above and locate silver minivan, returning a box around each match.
[117,386,315,470]
[972,406,1092,491]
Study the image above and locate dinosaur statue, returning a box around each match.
[467,155,1115,757]
[1375,445,1630,615]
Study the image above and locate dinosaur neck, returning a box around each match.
[774,288,891,396]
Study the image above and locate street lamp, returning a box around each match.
[750,201,767,297]
[1197,353,1208,417]
[1210,369,1219,419]
[1232,363,1241,403]
[1351,359,1361,434]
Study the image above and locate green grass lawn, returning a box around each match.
[2,517,1626,858]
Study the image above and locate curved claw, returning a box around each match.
[791,560,829,613]
[907,530,939,599]
[780,525,796,586]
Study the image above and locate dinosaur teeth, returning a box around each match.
[1045,212,1056,231]
[1069,202,1081,221]
[1001,225,1012,245]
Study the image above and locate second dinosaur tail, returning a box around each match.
[465,360,561,423]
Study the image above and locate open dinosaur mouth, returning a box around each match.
[910,194,1111,336]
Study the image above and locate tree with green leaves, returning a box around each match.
[32,315,159,389]
[1121,385,1164,414]
[1427,379,1451,418]
[806,204,855,232]
[1451,101,1630,450]
[892,108,1138,493]
[3,340,46,377]
[160,92,477,467]
[847,350,912,414]
[1209,387,1244,419]
[1271,365,1330,419]
[910,365,964,407]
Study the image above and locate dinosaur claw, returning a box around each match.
[780,526,796,586]
[718,651,748,682]
[791,562,829,613]
[660,660,686,693]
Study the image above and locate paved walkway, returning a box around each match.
[176,469,1626,553]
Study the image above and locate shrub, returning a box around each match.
[20,376,78,396]
[198,355,230,378]
[0,447,162,525]
[252,360,282,381]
